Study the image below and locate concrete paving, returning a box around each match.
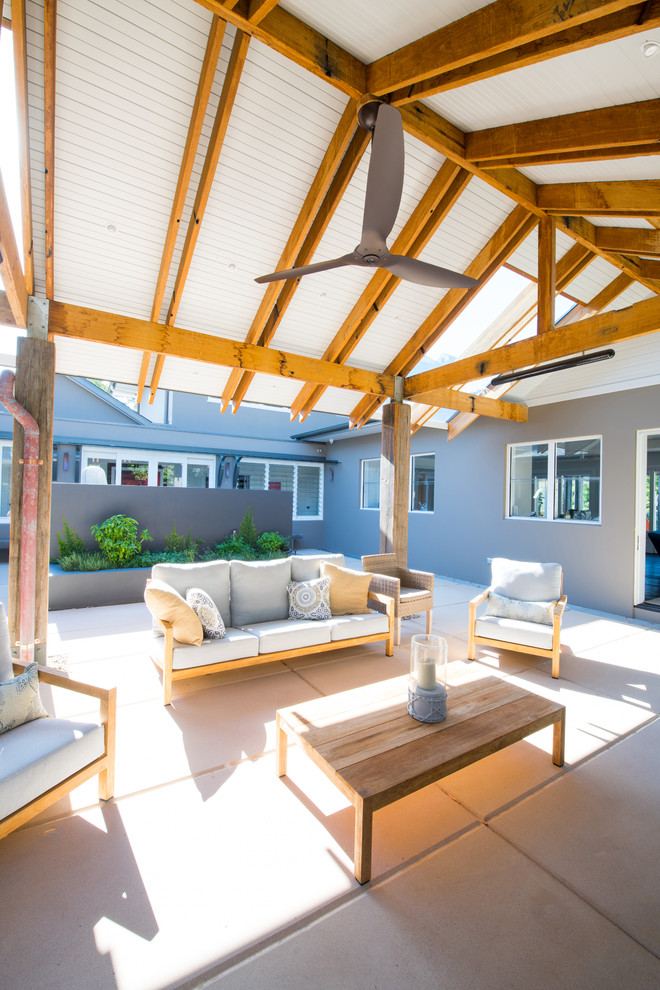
[0,557,658,990]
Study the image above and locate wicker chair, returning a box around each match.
[362,553,434,646]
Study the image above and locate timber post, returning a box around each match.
[379,385,410,566]
[8,319,55,660]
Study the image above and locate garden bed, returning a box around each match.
[48,563,151,610]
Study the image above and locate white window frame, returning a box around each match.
[410,452,435,514]
[81,447,216,489]
[238,458,323,521]
[360,457,380,510]
[506,435,602,524]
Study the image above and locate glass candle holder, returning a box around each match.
[408,634,448,723]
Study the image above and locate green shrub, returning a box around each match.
[91,514,152,566]
[164,523,204,557]
[58,552,116,572]
[256,531,290,555]
[56,517,86,559]
[237,507,259,548]
[214,533,256,559]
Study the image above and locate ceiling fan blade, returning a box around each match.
[255,253,357,284]
[383,254,479,289]
[359,103,404,252]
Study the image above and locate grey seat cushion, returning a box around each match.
[230,558,292,626]
[151,561,231,628]
[290,554,345,582]
[327,612,390,641]
[0,718,105,821]
[475,615,554,651]
[151,627,259,670]
[490,558,562,602]
[240,618,331,654]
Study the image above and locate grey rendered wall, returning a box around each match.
[324,385,660,618]
[50,484,293,559]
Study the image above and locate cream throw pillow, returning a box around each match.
[0,662,50,734]
[320,561,371,615]
[485,591,555,626]
[145,579,204,646]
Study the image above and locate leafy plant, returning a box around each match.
[91,514,152,566]
[256,531,290,555]
[58,552,116,572]
[164,523,203,558]
[56,517,87,559]
[237,506,259,548]
[214,533,256,560]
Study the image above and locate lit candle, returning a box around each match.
[416,656,436,691]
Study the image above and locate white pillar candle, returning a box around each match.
[416,657,436,691]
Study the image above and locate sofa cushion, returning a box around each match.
[490,558,562,602]
[485,591,554,626]
[186,588,226,639]
[151,627,259,670]
[290,554,345,582]
[327,612,390,642]
[0,717,105,820]
[144,579,203,646]
[230,558,292,626]
[287,577,332,620]
[0,602,12,682]
[475,615,554,651]
[240,618,331,654]
[0,663,50,735]
[151,560,231,626]
[320,561,371,615]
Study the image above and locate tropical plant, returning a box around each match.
[237,506,259,547]
[56,517,86,559]
[90,514,152,566]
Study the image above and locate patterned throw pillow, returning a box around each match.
[186,588,226,639]
[485,591,555,626]
[0,662,50,735]
[287,577,332,621]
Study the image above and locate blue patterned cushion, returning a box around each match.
[485,592,554,625]
[186,588,226,640]
[0,663,50,734]
[287,577,332,621]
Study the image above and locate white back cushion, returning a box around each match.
[490,558,562,602]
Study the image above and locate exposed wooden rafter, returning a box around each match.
[537,181,660,217]
[221,98,366,413]
[147,29,251,402]
[388,1,660,104]
[0,170,28,328]
[290,163,473,423]
[405,294,660,400]
[48,302,396,399]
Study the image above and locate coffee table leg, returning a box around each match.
[552,710,565,767]
[276,714,288,778]
[354,797,373,884]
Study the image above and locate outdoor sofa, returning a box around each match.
[145,554,395,705]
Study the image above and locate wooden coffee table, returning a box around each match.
[276,665,565,883]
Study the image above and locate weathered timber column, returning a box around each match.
[538,216,556,334]
[379,392,410,566]
[9,329,55,660]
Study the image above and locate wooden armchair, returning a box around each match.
[468,557,567,678]
[362,553,434,646]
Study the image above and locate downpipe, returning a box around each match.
[0,371,40,664]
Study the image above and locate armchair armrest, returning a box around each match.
[367,573,401,599]
[398,568,433,592]
[469,587,490,611]
[553,595,567,618]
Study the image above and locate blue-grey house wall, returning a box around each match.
[323,384,660,618]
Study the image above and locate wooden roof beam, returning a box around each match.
[290,163,473,423]
[388,1,660,104]
[559,217,660,292]
[633,258,660,280]
[147,29,251,402]
[137,15,227,403]
[367,0,637,95]
[405,294,660,399]
[538,181,660,217]
[47,302,396,399]
[221,99,367,412]
[412,389,527,423]
[349,206,538,428]
[591,227,660,255]
[44,0,56,300]
[465,99,660,166]
[0,169,28,328]
[193,0,366,97]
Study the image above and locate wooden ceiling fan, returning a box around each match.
[255,102,478,289]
